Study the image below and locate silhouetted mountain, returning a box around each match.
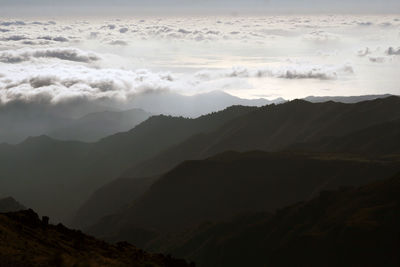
[304,94,394,103]
[0,197,26,212]
[124,96,400,179]
[0,105,256,221]
[0,209,192,267]
[149,172,400,267]
[0,107,150,144]
[87,151,400,247]
[129,90,284,117]
[48,108,151,142]
[0,105,71,144]
[0,101,116,144]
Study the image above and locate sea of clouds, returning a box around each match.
[0,15,399,142]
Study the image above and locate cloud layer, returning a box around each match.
[0,15,399,112]
[195,64,354,81]
[0,48,101,63]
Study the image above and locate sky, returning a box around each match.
[1,0,400,16]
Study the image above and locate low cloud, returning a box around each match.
[109,40,128,46]
[1,35,29,41]
[369,57,385,63]
[0,64,176,107]
[195,64,354,81]
[357,22,373,26]
[0,48,101,63]
[37,36,69,42]
[387,47,400,55]
[357,47,371,57]
[0,21,26,26]
[303,31,341,43]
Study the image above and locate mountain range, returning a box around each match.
[1,94,399,266]
[0,105,256,220]
[0,91,282,144]
[122,96,400,181]
[1,91,392,144]
[1,96,395,223]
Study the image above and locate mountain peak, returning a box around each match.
[0,197,26,213]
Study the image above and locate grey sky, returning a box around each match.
[1,0,400,15]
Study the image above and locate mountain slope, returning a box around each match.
[0,209,191,267]
[87,151,400,246]
[129,90,284,118]
[149,172,400,267]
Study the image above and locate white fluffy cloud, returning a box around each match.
[0,48,101,63]
[303,31,341,43]
[195,64,354,81]
[0,15,398,108]
[0,64,176,105]
[387,47,400,55]
[0,45,356,111]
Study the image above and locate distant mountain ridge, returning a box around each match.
[48,108,152,142]
[128,90,284,118]
[0,90,282,144]
[304,94,395,103]
[0,92,394,144]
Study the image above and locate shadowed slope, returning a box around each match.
[149,172,400,267]
[0,209,192,267]
[87,151,400,246]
